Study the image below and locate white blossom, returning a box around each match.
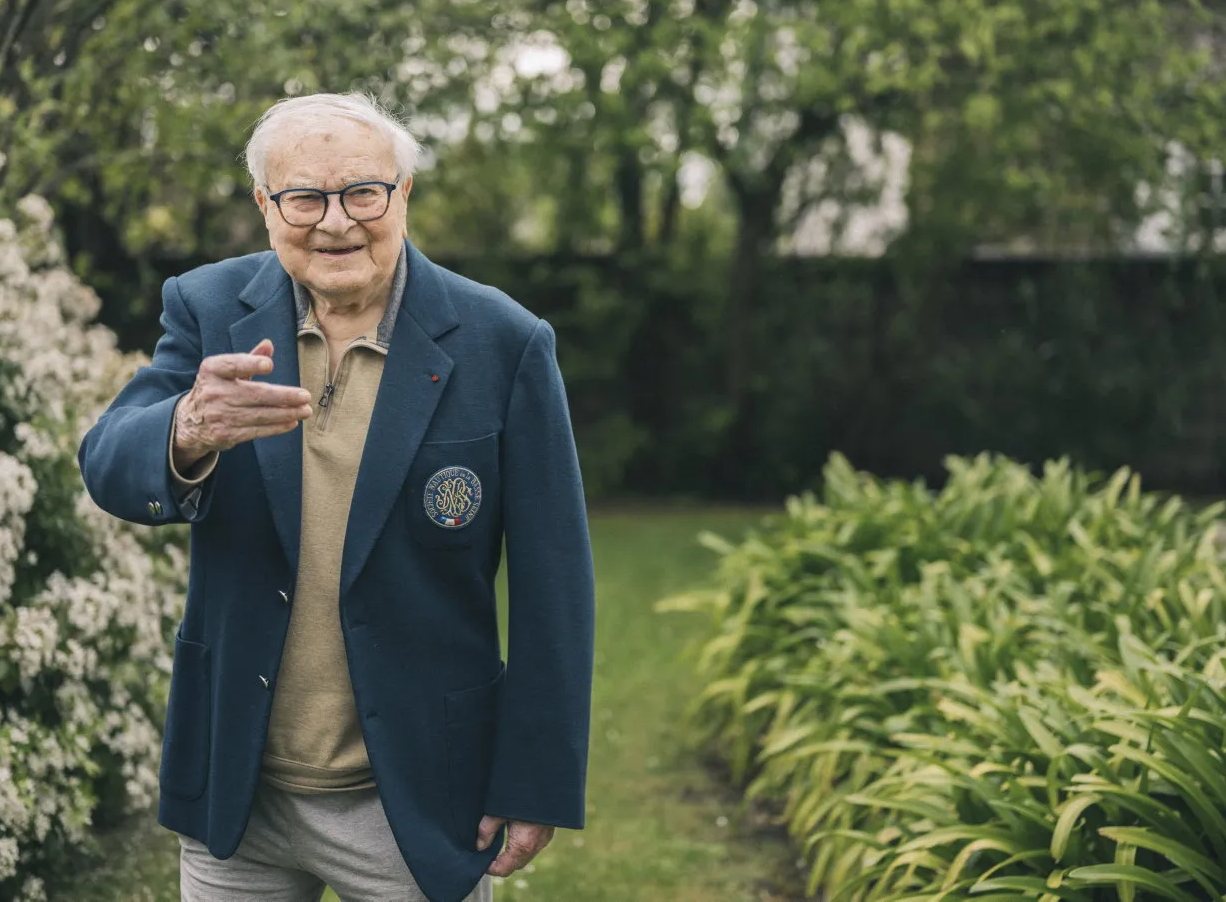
[19,875,47,902]
[12,606,59,682]
[0,197,188,884]
[0,837,19,880]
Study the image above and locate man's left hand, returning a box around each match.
[476,815,555,876]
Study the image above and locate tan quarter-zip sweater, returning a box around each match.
[169,246,407,794]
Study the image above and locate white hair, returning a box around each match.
[242,92,422,188]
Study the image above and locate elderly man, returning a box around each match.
[77,92,595,902]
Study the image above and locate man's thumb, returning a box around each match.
[251,338,274,358]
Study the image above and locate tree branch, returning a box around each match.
[0,0,40,78]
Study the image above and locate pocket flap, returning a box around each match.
[444,660,506,725]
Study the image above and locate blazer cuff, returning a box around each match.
[168,396,219,488]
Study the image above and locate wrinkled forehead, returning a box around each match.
[264,117,397,190]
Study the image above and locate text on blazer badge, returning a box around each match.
[424,466,482,528]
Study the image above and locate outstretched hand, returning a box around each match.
[476,815,555,877]
[173,338,313,466]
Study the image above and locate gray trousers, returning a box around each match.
[177,779,494,902]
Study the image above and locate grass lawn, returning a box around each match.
[53,503,809,901]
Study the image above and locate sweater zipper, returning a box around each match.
[315,344,359,431]
[299,319,380,431]
[319,382,336,409]
[311,331,339,432]
[316,348,343,431]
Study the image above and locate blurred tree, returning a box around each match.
[0,0,500,329]
[447,0,1223,487]
[678,0,1224,483]
[8,1,1217,278]
[3,0,1222,496]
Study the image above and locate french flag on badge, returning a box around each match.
[442,516,463,526]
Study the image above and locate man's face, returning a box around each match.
[254,119,412,302]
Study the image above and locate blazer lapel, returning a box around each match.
[341,240,459,598]
[230,255,303,576]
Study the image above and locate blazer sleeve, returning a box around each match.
[77,275,218,526]
[484,317,595,829]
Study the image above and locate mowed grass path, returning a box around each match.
[58,504,806,901]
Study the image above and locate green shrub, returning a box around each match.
[0,197,187,900]
[659,453,1226,899]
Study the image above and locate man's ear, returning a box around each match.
[400,176,413,237]
[253,186,268,216]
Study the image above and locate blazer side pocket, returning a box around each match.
[443,661,505,847]
[158,627,211,801]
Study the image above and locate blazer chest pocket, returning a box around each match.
[406,432,500,550]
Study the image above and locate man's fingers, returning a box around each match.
[227,381,313,408]
[227,420,302,445]
[220,405,312,428]
[476,815,506,851]
[485,843,536,878]
[250,338,274,357]
[205,352,275,381]
[483,822,552,876]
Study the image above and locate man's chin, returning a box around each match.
[302,269,370,296]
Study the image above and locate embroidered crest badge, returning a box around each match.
[423,466,482,528]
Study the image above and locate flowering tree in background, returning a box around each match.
[0,194,187,900]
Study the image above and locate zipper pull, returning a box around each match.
[319,382,335,408]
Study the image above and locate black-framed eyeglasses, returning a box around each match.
[265,179,399,226]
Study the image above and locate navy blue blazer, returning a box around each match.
[77,238,595,902]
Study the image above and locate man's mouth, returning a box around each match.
[316,246,363,256]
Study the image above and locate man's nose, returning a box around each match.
[317,194,356,232]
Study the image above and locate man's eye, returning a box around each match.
[347,187,380,199]
[283,191,322,207]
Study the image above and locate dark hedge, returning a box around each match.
[99,252,1226,500]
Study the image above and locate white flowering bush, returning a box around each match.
[0,195,188,899]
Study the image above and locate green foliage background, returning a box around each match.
[3,0,1224,499]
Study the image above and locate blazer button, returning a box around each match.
[259,674,270,689]
[278,589,290,604]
